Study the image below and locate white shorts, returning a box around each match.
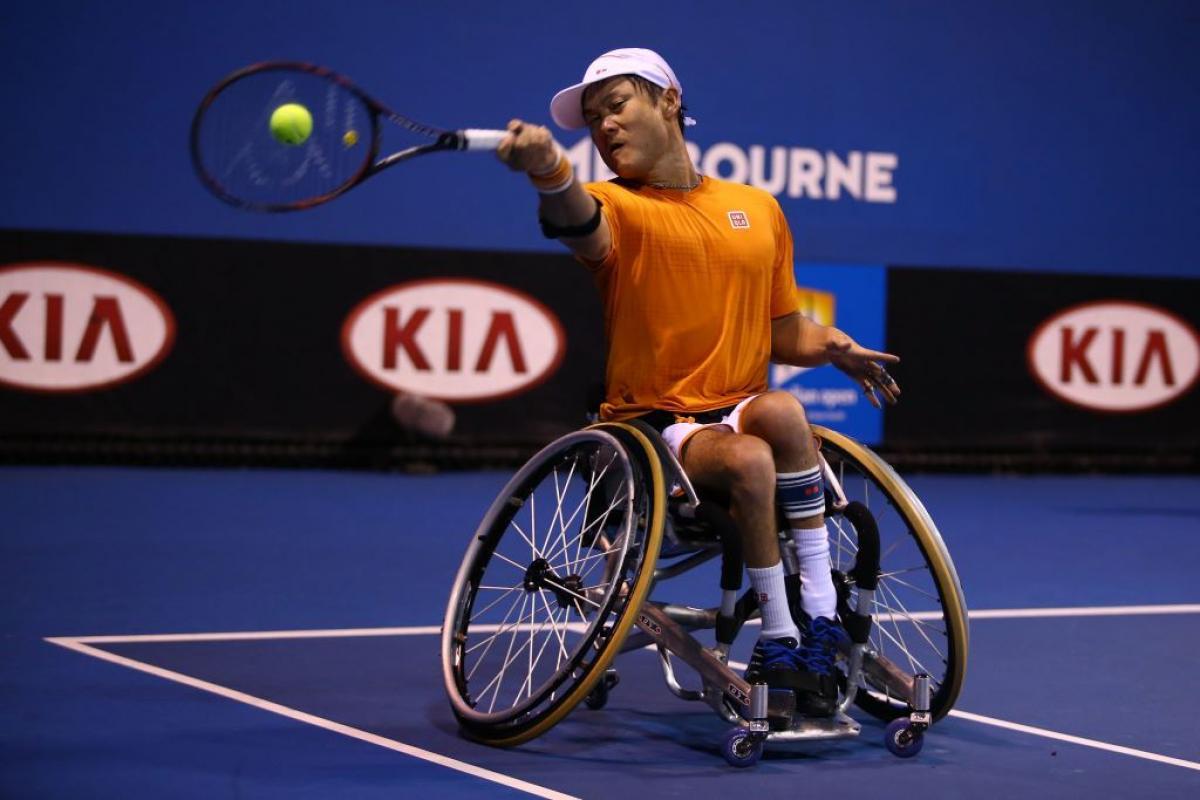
[660,394,761,462]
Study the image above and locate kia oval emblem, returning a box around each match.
[0,262,176,393]
[1027,300,1200,412]
[341,278,566,402]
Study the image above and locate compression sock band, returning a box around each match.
[777,465,825,520]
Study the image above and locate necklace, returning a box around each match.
[647,175,703,191]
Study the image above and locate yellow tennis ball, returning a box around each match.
[342,129,359,148]
[269,103,312,146]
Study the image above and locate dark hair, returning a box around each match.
[584,74,689,136]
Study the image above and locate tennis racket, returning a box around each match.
[191,62,507,212]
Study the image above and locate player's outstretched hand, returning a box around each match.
[496,119,560,174]
[825,330,901,409]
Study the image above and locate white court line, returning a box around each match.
[46,601,1200,781]
[718,658,1200,773]
[945,709,1200,773]
[45,637,580,800]
[65,622,589,645]
[59,603,1200,644]
[962,603,1200,620]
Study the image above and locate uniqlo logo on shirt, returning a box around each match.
[728,211,750,229]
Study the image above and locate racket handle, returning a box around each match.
[459,128,508,151]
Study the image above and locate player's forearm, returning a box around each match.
[771,314,838,367]
[533,162,610,261]
[537,179,596,228]
[497,119,609,261]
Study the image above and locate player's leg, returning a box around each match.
[674,425,810,699]
[736,390,845,714]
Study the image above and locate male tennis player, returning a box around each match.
[498,48,900,716]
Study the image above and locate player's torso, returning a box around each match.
[606,180,779,291]
[593,179,783,412]
[598,179,780,346]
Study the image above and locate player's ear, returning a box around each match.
[660,87,681,120]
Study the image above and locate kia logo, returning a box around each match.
[341,278,566,402]
[0,262,176,393]
[1027,300,1200,412]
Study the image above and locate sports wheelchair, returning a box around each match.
[442,421,968,766]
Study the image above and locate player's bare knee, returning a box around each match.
[743,391,807,433]
[742,391,814,459]
[724,436,776,502]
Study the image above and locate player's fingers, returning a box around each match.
[495,133,516,165]
[872,361,900,386]
[861,382,882,409]
[864,364,900,404]
[507,119,524,132]
[861,348,900,363]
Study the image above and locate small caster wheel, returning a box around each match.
[721,727,763,768]
[585,669,619,710]
[884,718,925,758]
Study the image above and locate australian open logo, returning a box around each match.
[771,284,862,423]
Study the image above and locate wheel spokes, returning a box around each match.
[455,436,647,722]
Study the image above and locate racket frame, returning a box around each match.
[190,61,476,212]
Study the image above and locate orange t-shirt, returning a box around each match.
[582,176,799,421]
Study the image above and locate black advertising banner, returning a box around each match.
[0,229,606,464]
[4,232,1198,470]
[885,267,1200,466]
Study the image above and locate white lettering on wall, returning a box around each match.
[569,138,898,203]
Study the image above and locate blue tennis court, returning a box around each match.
[3,4,1199,798]
[4,466,1198,798]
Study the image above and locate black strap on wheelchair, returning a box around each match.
[840,502,881,592]
[835,501,882,644]
[688,502,742,592]
[702,504,743,647]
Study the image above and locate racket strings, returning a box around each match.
[193,69,375,209]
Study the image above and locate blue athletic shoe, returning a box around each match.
[800,616,847,674]
[744,636,804,688]
[795,616,848,715]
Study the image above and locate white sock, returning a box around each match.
[746,562,800,642]
[792,524,838,621]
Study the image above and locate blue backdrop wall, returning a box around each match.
[2,0,1197,277]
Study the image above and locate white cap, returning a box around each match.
[550,47,691,130]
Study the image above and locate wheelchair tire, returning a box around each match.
[813,425,969,723]
[442,422,666,746]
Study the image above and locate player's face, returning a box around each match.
[582,78,675,180]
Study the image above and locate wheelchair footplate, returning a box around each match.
[631,601,933,767]
[716,644,932,766]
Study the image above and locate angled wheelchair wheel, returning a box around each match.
[442,422,666,746]
[813,425,969,723]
